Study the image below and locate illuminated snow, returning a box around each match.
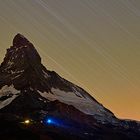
[38,88,113,119]
[0,85,20,109]
[11,70,24,74]
[42,70,50,79]
[7,61,14,66]
[38,98,43,101]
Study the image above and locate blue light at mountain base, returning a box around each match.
[47,119,52,124]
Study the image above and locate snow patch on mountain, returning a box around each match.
[11,70,24,74]
[0,85,20,109]
[42,70,49,79]
[38,88,111,118]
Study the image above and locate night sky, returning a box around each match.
[0,0,140,120]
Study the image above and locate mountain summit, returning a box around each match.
[0,33,41,72]
[0,34,113,119]
[0,34,48,90]
[0,34,140,140]
[13,33,31,46]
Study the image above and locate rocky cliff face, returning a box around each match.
[0,34,139,140]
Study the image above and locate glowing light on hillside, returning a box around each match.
[24,119,30,124]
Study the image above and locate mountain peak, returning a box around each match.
[13,33,30,47]
[0,34,41,76]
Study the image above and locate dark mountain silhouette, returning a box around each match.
[0,34,139,140]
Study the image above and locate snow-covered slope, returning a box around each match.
[38,88,111,117]
[0,85,20,109]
